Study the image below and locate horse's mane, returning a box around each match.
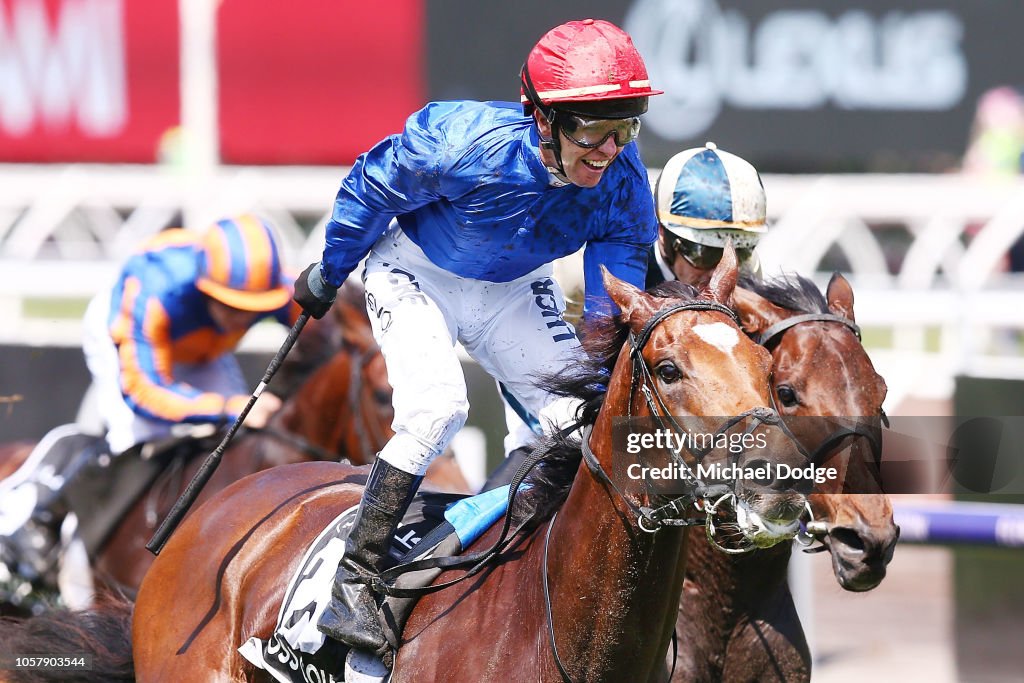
[512,282,701,525]
[740,273,829,315]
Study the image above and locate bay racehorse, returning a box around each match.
[120,249,818,681]
[668,273,899,682]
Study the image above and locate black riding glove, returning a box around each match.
[294,262,338,319]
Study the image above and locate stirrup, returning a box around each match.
[345,649,390,683]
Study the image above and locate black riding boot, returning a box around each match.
[317,458,422,653]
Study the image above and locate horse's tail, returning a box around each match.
[0,595,134,683]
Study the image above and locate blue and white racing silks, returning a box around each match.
[321,100,657,318]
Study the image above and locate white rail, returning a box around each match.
[2,165,1023,403]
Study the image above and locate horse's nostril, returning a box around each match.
[830,527,866,552]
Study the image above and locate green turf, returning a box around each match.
[21,298,90,319]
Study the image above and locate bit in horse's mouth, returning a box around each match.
[735,500,803,547]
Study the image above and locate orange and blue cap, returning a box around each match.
[196,215,291,312]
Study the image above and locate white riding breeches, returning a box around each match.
[81,291,248,455]
[362,223,583,476]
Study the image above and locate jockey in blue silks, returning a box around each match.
[292,18,662,655]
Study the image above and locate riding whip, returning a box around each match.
[146,311,310,555]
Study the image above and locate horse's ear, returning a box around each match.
[703,240,738,305]
[826,272,855,321]
[602,266,656,326]
[731,286,788,337]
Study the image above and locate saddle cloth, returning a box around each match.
[239,485,515,683]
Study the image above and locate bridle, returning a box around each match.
[546,299,802,683]
[755,311,861,348]
[758,310,887,465]
[753,310,890,550]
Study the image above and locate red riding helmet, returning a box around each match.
[521,18,662,120]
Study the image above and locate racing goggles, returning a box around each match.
[671,237,755,270]
[560,115,641,148]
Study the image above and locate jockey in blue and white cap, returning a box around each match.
[647,142,768,290]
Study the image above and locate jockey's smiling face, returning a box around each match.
[535,113,623,188]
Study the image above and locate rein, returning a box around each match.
[542,510,678,683]
[363,435,558,599]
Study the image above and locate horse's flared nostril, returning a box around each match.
[830,526,866,553]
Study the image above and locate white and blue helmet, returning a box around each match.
[655,142,767,249]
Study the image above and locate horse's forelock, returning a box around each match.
[740,273,829,315]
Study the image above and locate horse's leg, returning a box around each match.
[720,586,811,683]
[672,579,732,681]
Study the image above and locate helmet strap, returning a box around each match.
[522,65,569,181]
[661,233,681,269]
[541,121,570,183]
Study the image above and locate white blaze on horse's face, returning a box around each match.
[692,323,739,354]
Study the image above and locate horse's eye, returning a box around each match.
[776,385,798,407]
[656,361,682,384]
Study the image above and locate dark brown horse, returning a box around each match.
[668,273,899,682]
[120,253,817,682]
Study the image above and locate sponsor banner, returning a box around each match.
[0,0,424,164]
[0,0,178,162]
[217,0,424,165]
[427,0,1024,169]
